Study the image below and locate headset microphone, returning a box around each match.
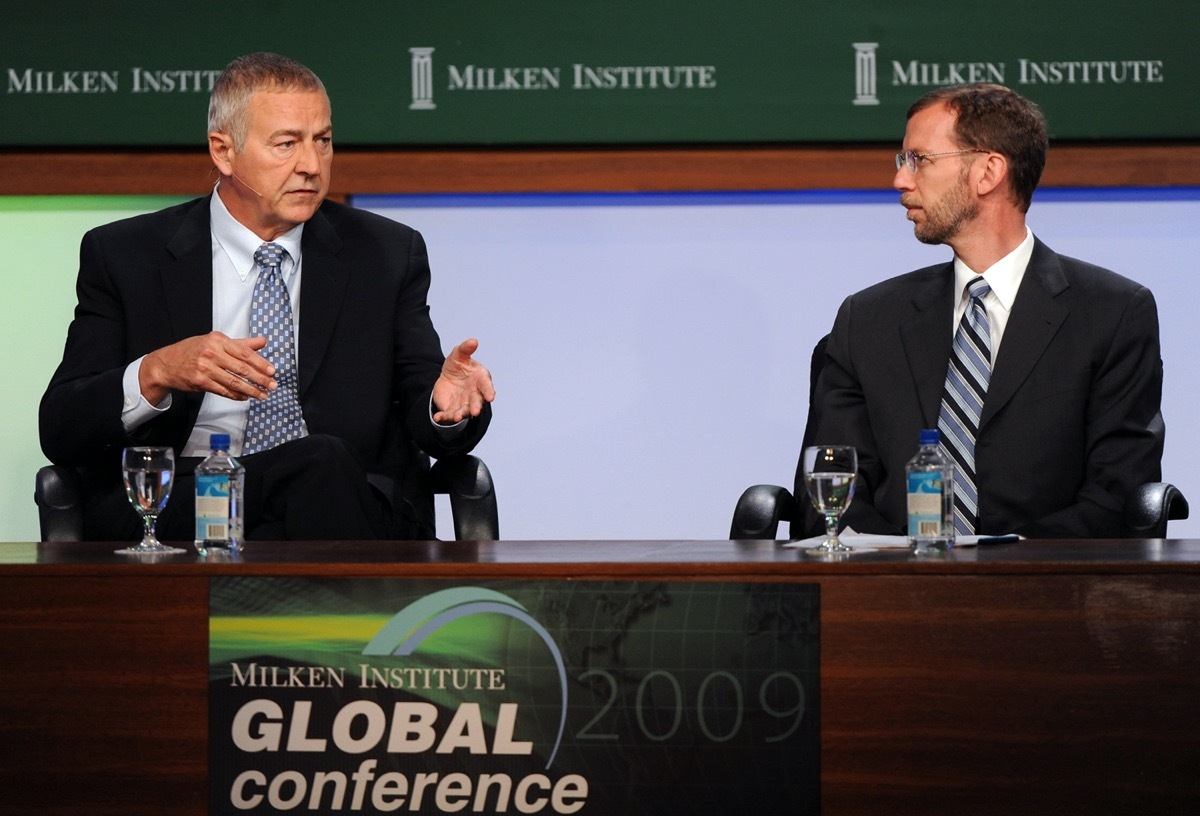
[231,172,264,198]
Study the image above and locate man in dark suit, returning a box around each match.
[801,83,1162,538]
[40,52,494,542]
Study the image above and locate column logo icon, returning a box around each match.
[852,42,880,106]
[410,47,436,110]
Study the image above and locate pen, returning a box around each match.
[977,535,1019,545]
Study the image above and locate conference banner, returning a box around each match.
[3,0,1197,146]
[208,577,820,814]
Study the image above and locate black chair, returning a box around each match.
[731,335,1189,540]
[731,480,1188,540]
[35,454,499,543]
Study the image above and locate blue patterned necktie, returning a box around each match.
[244,242,305,454]
[937,277,992,534]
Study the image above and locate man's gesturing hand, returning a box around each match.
[432,338,496,424]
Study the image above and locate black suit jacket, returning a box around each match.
[800,238,1163,538]
[39,195,489,538]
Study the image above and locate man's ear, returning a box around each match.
[209,132,235,175]
[975,152,1009,199]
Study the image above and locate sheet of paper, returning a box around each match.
[783,531,1016,550]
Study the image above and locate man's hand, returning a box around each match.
[139,332,277,406]
[432,338,496,424]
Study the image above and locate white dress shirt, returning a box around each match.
[949,226,1035,361]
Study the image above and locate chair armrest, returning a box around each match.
[730,484,798,540]
[34,465,85,542]
[1123,482,1190,538]
[429,455,499,541]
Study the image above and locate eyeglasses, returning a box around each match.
[895,148,989,174]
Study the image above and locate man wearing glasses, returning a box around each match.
[801,83,1163,538]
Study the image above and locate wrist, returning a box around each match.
[138,351,170,406]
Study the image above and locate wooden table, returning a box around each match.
[2,538,1198,815]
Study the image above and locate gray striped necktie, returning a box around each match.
[937,276,992,533]
[244,242,305,454]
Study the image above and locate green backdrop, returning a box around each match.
[3,0,1197,145]
[0,197,187,542]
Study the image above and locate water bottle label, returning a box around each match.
[907,472,943,536]
[196,473,231,541]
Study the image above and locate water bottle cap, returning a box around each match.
[919,428,940,445]
[210,433,231,451]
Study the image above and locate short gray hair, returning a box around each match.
[208,52,328,151]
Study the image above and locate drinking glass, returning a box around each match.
[117,446,185,555]
[802,445,857,556]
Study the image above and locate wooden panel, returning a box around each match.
[0,576,209,815]
[818,574,1200,814]
[3,143,1199,197]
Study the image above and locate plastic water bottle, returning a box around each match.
[194,433,244,555]
[906,428,955,553]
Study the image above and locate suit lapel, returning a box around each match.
[980,238,1069,429]
[159,197,216,432]
[900,264,956,428]
[296,206,348,397]
[162,198,215,343]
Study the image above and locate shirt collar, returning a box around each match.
[951,226,1034,311]
[210,186,304,279]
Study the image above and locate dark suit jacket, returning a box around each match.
[799,238,1163,538]
[39,195,489,539]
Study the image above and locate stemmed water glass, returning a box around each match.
[802,445,857,556]
[117,446,185,555]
